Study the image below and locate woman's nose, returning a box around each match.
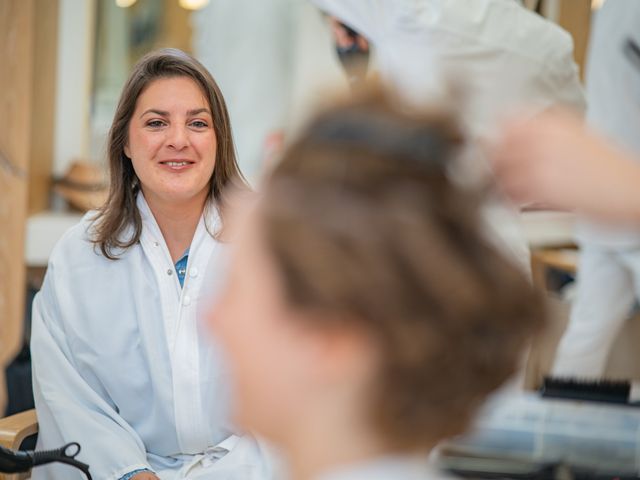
[167,125,189,150]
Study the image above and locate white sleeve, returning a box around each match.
[31,268,152,480]
[539,27,586,114]
[308,0,384,44]
[549,47,586,114]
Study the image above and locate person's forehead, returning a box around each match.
[137,76,210,108]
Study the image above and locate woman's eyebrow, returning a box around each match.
[140,108,169,118]
[187,108,212,116]
[139,108,211,118]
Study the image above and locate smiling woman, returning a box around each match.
[29,49,271,480]
[123,76,218,260]
[93,48,247,262]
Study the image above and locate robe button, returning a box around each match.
[167,269,173,276]
[183,295,192,306]
[189,267,199,278]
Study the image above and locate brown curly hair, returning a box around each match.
[260,90,546,451]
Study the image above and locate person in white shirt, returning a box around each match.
[310,0,585,271]
[30,49,272,480]
[209,90,546,480]
[312,0,585,133]
[547,0,640,377]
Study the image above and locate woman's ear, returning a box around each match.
[124,144,131,159]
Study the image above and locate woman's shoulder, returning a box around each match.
[48,210,113,267]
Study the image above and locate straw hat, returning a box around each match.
[53,161,108,212]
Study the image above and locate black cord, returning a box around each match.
[30,442,93,480]
[0,442,92,479]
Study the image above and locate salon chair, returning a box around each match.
[0,409,37,480]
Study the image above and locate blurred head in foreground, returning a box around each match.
[210,90,545,477]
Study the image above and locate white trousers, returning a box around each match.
[552,245,640,378]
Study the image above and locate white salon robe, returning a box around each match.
[31,194,271,480]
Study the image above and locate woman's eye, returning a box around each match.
[147,120,166,128]
[190,120,208,128]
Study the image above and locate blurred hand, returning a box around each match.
[131,472,160,480]
[489,109,640,223]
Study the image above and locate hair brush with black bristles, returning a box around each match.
[540,376,634,405]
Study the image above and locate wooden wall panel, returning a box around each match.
[28,0,59,214]
[0,0,35,413]
[557,0,592,79]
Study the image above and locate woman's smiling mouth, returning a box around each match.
[159,160,195,170]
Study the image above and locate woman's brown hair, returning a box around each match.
[261,90,546,451]
[92,48,247,259]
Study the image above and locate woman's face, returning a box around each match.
[209,208,377,443]
[208,211,311,440]
[125,76,217,206]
